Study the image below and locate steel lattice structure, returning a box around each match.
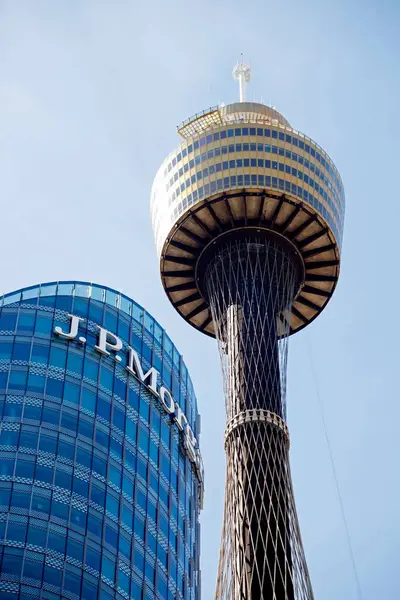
[207,235,313,599]
[151,66,345,600]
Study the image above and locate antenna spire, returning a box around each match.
[232,55,251,102]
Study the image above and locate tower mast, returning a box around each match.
[232,56,251,102]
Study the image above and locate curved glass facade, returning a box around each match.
[0,281,202,600]
[151,106,345,256]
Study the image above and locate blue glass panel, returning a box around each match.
[71,507,87,529]
[0,341,12,360]
[23,555,44,580]
[32,493,50,514]
[73,297,89,319]
[118,569,130,594]
[17,313,35,334]
[133,547,144,571]
[0,486,11,506]
[27,372,45,392]
[12,342,30,361]
[82,387,97,413]
[84,358,99,382]
[67,350,83,375]
[27,524,47,546]
[95,427,109,450]
[91,482,105,508]
[16,458,35,478]
[49,346,66,368]
[61,409,77,432]
[86,545,101,571]
[7,521,27,542]
[3,401,22,418]
[65,568,81,594]
[35,314,52,335]
[44,564,63,586]
[64,381,80,405]
[9,369,27,391]
[67,535,84,561]
[98,397,111,421]
[0,312,17,332]
[2,548,24,575]
[128,386,139,411]
[32,343,49,363]
[48,529,66,553]
[102,554,116,580]
[82,576,98,598]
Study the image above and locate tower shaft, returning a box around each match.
[222,422,296,599]
[205,235,313,599]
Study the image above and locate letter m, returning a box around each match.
[126,347,159,396]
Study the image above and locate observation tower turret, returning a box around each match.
[150,65,345,599]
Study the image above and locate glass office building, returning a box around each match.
[0,281,202,600]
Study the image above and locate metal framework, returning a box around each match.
[160,190,340,338]
[205,234,313,599]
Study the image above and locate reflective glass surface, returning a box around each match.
[0,281,201,600]
[151,122,345,255]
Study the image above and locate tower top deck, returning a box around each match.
[151,71,345,338]
[178,102,291,139]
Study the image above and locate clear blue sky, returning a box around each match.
[1,1,399,598]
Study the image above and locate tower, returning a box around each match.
[151,62,345,599]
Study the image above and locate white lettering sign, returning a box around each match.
[54,314,204,500]
[95,326,123,358]
[54,314,85,341]
[126,346,158,397]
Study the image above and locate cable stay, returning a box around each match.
[306,338,364,600]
